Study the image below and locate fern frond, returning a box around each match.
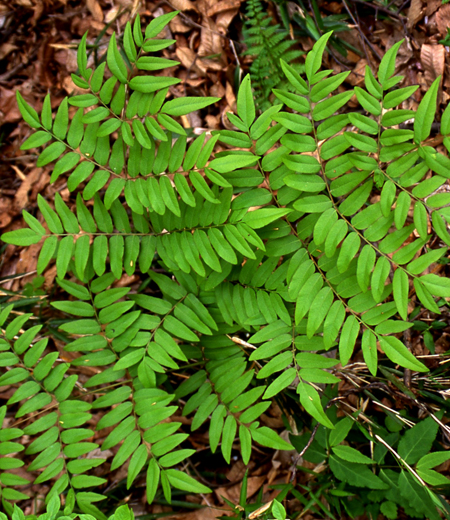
[242,0,304,110]
[2,22,450,520]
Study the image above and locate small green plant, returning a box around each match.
[225,408,450,519]
[217,471,290,520]
[275,0,354,59]
[289,410,450,519]
[439,27,450,46]
[0,498,135,520]
[242,0,303,110]
[2,15,450,519]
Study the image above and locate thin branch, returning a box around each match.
[290,397,345,481]
[342,0,382,63]
[290,422,320,482]
[345,0,407,20]
[374,434,427,486]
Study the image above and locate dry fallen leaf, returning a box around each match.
[216,8,239,34]
[169,17,193,33]
[436,4,450,37]
[198,17,224,58]
[170,0,198,12]
[225,81,236,108]
[43,264,57,291]
[426,0,442,17]
[176,47,208,75]
[0,43,18,60]
[13,167,41,213]
[86,0,103,22]
[54,48,79,73]
[215,476,266,505]
[207,0,241,17]
[205,114,220,129]
[421,44,445,85]
[407,0,423,29]
[0,87,23,125]
[105,5,121,24]
[17,241,41,277]
[348,59,367,86]
[210,81,226,98]
[0,198,13,228]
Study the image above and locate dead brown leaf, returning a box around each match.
[170,0,199,12]
[86,0,103,22]
[0,43,18,60]
[17,241,41,278]
[0,198,13,228]
[31,171,51,203]
[205,114,221,129]
[210,81,226,99]
[421,44,445,85]
[407,0,423,29]
[53,49,77,73]
[199,56,224,71]
[197,12,224,59]
[104,5,121,24]
[348,59,367,86]
[0,87,26,125]
[207,0,241,17]
[436,4,450,37]
[176,47,208,76]
[326,1,343,14]
[170,17,193,33]
[215,476,266,505]
[225,81,236,109]
[216,8,239,34]
[226,460,247,482]
[113,273,139,287]
[13,168,42,213]
[426,0,442,17]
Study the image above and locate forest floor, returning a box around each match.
[1,0,450,518]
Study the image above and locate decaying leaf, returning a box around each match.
[207,0,241,17]
[420,44,445,85]
[13,167,42,213]
[216,8,239,34]
[170,0,198,12]
[0,43,18,60]
[426,0,442,17]
[407,0,423,29]
[348,59,367,87]
[169,16,192,33]
[176,47,209,76]
[104,5,121,24]
[0,198,13,228]
[86,0,103,22]
[198,16,224,59]
[436,4,450,37]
